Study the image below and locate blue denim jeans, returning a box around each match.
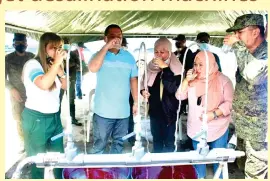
[192,129,229,179]
[90,113,129,154]
[76,71,82,98]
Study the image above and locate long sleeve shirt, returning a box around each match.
[147,67,181,124]
[179,74,234,142]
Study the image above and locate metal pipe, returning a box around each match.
[202,50,210,125]
[134,42,150,155]
[87,89,95,142]
[63,44,78,161]
[122,132,136,141]
[140,42,150,153]
[76,45,88,154]
[213,162,223,179]
[222,162,229,179]
[12,148,245,179]
[174,42,198,151]
[195,50,210,157]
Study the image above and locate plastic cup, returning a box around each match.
[112,38,121,49]
[153,57,162,68]
[221,44,232,54]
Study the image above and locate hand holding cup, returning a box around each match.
[105,38,121,50]
[186,69,197,82]
[152,57,168,69]
[54,49,66,66]
[223,34,240,47]
[112,38,121,49]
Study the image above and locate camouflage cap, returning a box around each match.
[226,14,264,32]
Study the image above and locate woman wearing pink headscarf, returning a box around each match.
[141,37,183,153]
[176,51,234,179]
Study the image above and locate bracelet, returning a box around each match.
[58,73,66,79]
[133,102,138,106]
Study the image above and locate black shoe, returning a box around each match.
[72,119,82,126]
[128,138,135,145]
[72,121,82,126]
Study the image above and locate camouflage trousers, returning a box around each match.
[237,138,268,179]
[10,97,25,142]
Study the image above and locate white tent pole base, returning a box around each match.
[222,162,229,179]
[44,167,55,179]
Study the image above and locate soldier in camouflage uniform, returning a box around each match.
[5,33,35,153]
[224,14,268,179]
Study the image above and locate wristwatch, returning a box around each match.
[213,111,218,120]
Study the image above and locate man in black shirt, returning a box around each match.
[173,34,194,72]
[173,34,193,115]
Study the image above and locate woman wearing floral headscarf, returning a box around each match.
[176,51,234,179]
